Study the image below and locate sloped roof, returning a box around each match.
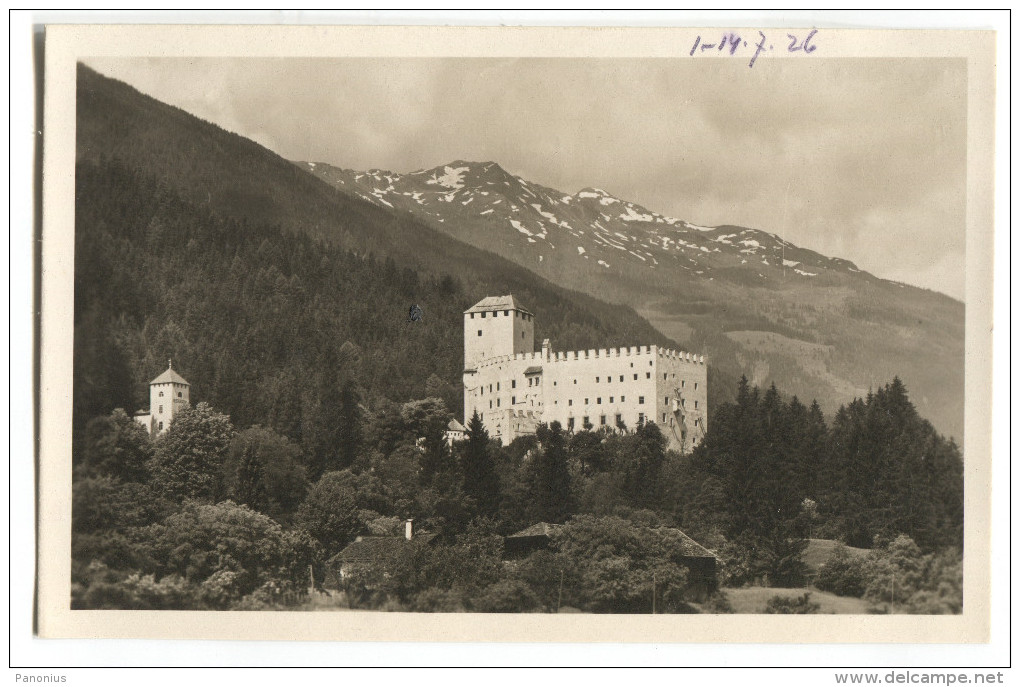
[465,295,533,316]
[523,365,543,375]
[447,419,466,432]
[330,533,437,565]
[506,522,716,559]
[508,522,562,539]
[659,527,718,559]
[149,366,190,386]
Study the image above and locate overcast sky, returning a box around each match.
[86,57,968,300]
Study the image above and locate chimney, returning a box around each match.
[404,518,414,541]
[542,338,550,361]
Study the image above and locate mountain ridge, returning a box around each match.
[300,158,965,440]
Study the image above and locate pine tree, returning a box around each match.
[528,421,573,523]
[235,438,268,513]
[461,410,500,516]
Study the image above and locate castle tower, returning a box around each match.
[463,296,536,432]
[463,295,535,372]
[148,360,190,435]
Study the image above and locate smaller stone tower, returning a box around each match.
[147,360,190,435]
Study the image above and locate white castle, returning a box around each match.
[463,296,707,452]
[133,360,190,436]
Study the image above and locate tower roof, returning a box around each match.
[149,364,190,386]
[464,295,533,316]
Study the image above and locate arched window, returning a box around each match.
[177,392,182,398]
[159,391,164,397]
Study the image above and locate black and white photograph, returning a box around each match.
[29,22,999,648]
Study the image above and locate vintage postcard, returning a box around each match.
[36,23,996,644]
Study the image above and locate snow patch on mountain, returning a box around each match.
[620,206,653,222]
[427,165,470,189]
[511,220,533,237]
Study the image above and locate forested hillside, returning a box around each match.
[74,64,679,452]
[74,157,674,461]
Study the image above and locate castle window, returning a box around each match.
[639,396,645,404]
[158,391,164,397]
[607,377,611,384]
[493,311,497,317]
[471,313,475,319]
[694,382,699,390]
[619,375,624,382]
[481,312,486,318]
[663,413,667,423]
[665,396,669,405]
[573,379,577,384]
[504,310,509,316]
[512,380,516,389]
[568,417,575,431]
[489,401,492,409]
[630,363,634,368]
[158,421,164,430]
[649,361,653,366]
[695,401,699,409]
[585,398,589,404]
[478,330,483,337]
[489,384,493,392]
[568,400,573,406]
[609,397,614,403]
[681,380,685,388]
[638,413,645,424]
[177,392,182,398]
[497,382,500,391]
[512,396,516,404]
[597,397,602,404]
[621,396,625,402]
[646,372,651,379]
[615,414,622,426]
[497,399,500,407]
[553,381,557,386]
[583,416,590,428]
[600,415,606,426]
[596,377,600,383]
[681,398,686,407]
[633,374,638,380]
[664,373,668,380]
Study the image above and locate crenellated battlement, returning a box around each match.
[472,343,706,369]
[656,347,706,365]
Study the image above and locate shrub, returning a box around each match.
[408,588,466,613]
[473,579,540,613]
[815,543,868,597]
[764,592,820,614]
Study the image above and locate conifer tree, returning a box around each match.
[234,438,268,514]
[528,421,573,523]
[461,410,500,516]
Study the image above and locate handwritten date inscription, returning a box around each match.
[690,29,818,68]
